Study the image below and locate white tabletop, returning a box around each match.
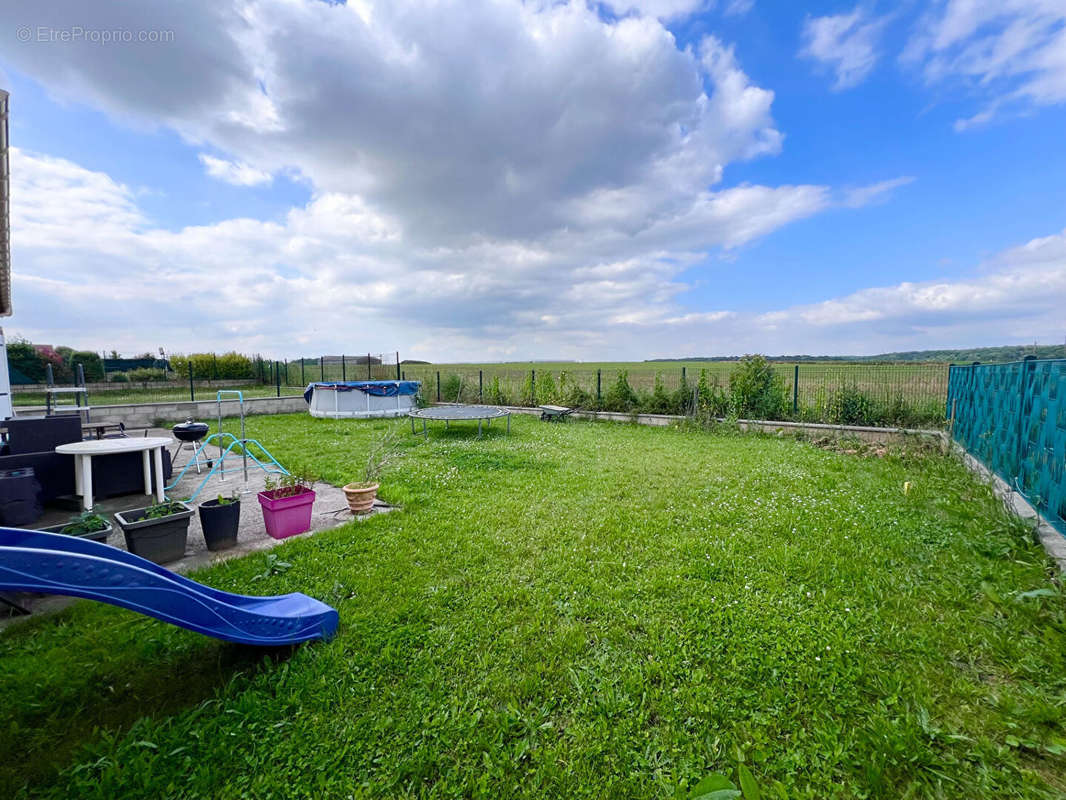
[56,437,173,455]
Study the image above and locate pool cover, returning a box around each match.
[303,381,421,404]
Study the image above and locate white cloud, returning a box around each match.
[723,0,754,17]
[198,154,273,186]
[9,148,1064,360]
[842,176,915,208]
[800,6,890,90]
[902,0,1066,128]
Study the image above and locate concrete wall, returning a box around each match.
[15,395,308,428]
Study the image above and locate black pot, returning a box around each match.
[198,498,240,551]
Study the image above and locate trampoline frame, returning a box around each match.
[408,406,511,438]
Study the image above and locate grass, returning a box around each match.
[2,414,1065,798]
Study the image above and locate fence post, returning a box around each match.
[275,361,281,398]
[479,370,484,403]
[396,352,401,381]
[436,371,441,402]
[531,370,536,406]
[367,353,372,381]
[341,354,346,381]
[320,356,325,382]
[189,362,195,402]
[792,364,799,415]
[596,369,602,404]
[1016,356,1036,474]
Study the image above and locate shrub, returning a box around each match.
[127,367,168,382]
[602,370,638,412]
[558,371,592,408]
[440,373,463,402]
[696,369,730,417]
[5,338,47,382]
[535,372,558,405]
[519,371,535,406]
[70,351,105,382]
[824,384,874,426]
[108,372,130,383]
[647,373,672,414]
[484,376,509,406]
[729,355,787,420]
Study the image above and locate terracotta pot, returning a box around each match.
[342,482,379,514]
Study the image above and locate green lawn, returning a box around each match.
[2,415,1065,798]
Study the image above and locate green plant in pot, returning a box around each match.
[198,492,241,551]
[41,510,112,544]
[114,500,194,564]
[343,427,400,514]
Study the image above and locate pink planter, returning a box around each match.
[257,488,316,539]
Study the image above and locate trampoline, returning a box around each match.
[408,406,511,438]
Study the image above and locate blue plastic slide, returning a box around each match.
[0,528,339,645]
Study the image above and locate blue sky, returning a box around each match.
[1,0,1064,360]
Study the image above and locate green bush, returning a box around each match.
[696,369,730,416]
[824,384,874,426]
[602,370,638,412]
[646,373,672,414]
[535,372,558,405]
[440,373,463,402]
[484,376,508,406]
[169,352,255,380]
[5,338,46,382]
[519,371,535,406]
[729,355,787,420]
[70,351,105,382]
[558,371,592,408]
[108,372,130,383]
[126,367,168,383]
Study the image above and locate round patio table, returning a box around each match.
[408,406,510,438]
[56,437,173,511]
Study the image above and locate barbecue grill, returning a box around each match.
[171,419,210,473]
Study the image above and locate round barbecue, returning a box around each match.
[173,419,209,443]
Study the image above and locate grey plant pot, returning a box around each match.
[39,519,114,545]
[114,501,193,564]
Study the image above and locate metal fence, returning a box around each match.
[947,357,1066,537]
[11,353,402,407]
[398,362,949,427]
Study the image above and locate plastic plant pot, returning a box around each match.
[39,518,113,545]
[256,488,316,539]
[198,498,241,551]
[114,502,193,564]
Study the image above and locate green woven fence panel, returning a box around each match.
[948,359,1066,538]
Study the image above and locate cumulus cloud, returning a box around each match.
[902,0,1066,129]
[800,5,890,90]
[198,154,273,186]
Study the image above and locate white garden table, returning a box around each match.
[56,437,174,511]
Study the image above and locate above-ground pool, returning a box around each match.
[304,381,421,419]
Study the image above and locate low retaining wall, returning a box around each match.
[15,395,308,428]
[452,404,945,445]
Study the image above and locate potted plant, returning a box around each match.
[40,510,113,544]
[114,500,193,564]
[198,493,241,551]
[343,428,400,514]
[257,472,316,539]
